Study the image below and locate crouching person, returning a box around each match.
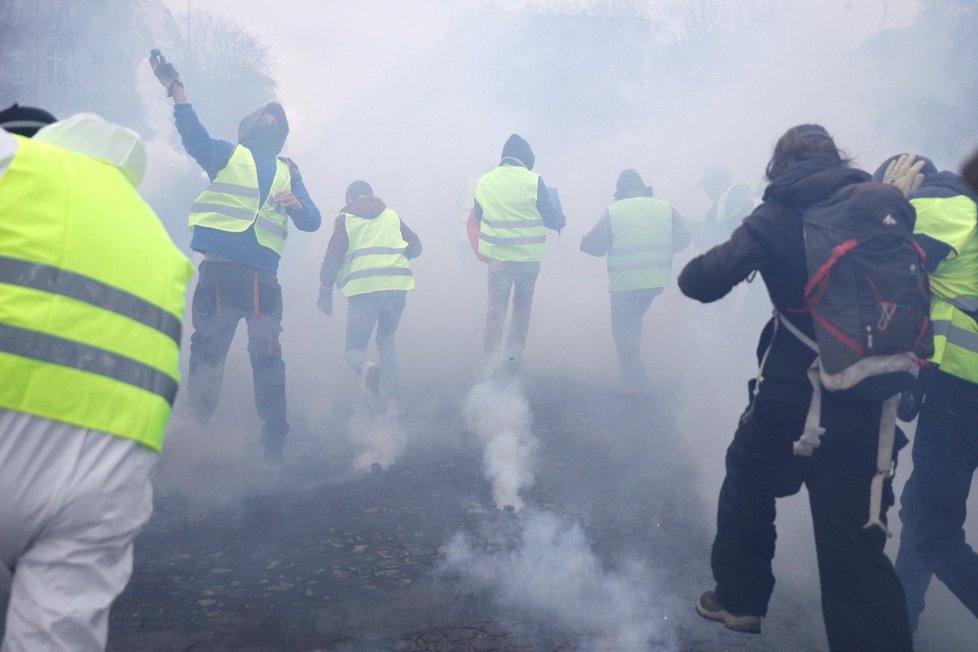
[0,109,192,650]
[876,154,978,634]
[319,181,422,417]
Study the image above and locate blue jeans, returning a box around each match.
[895,371,978,631]
[344,290,406,398]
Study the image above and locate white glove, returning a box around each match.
[883,153,925,196]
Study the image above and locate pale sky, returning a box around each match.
[161,0,920,153]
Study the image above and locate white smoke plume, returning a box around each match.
[443,510,677,651]
[347,412,407,473]
[463,378,538,511]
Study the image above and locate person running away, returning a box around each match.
[473,133,565,374]
[318,181,422,417]
[580,169,690,390]
[679,124,914,651]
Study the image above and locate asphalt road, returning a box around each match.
[95,374,839,652]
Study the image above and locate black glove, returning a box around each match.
[897,381,924,422]
[149,50,182,96]
[317,287,333,316]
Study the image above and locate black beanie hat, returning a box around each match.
[345,180,373,203]
[501,133,535,170]
[0,103,57,137]
[614,169,652,200]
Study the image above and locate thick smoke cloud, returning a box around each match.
[443,509,677,651]
[463,378,539,511]
[7,0,977,648]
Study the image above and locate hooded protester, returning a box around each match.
[318,181,422,417]
[580,169,690,389]
[693,164,757,250]
[151,54,321,467]
[872,153,978,634]
[678,124,914,651]
[473,133,565,374]
[0,113,192,650]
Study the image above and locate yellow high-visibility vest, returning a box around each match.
[912,193,978,383]
[339,208,414,298]
[0,135,192,451]
[607,197,674,291]
[475,165,546,262]
[189,145,292,256]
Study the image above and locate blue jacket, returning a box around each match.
[174,103,320,273]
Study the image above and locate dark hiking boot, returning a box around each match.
[262,441,284,469]
[696,591,761,634]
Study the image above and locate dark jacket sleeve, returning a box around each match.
[400,220,422,259]
[964,147,978,194]
[678,221,767,303]
[671,209,692,252]
[536,177,566,231]
[283,162,321,232]
[580,211,612,256]
[319,215,349,290]
[174,104,234,180]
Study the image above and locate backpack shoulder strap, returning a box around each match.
[777,311,818,352]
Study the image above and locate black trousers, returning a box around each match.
[711,380,913,652]
[186,261,288,448]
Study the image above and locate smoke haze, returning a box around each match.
[3,0,978,649]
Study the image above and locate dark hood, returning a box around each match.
[500,133,535,170]
[872,154,977,202]
[910,170,978,202]
[872,154,938,183]
[763,161,870,209]
[238,102,289,156]
[342,195,387,219]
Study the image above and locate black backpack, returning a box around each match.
[795,181,933,401]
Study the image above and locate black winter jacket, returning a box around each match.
[679,162,872,392]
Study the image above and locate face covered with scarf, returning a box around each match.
[237,102,289,157]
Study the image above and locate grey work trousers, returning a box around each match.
[610,288,661,387]
[484,260,541,362]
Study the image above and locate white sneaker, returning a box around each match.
[359,362,381,408]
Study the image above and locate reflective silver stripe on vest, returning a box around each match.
[482,219,542,230]
[607,260,672,272]
[206,182,261,199]
[345,246,407,263]
[338,267,413,289]
[0,256,182,345]
[0,323,178,405]
[479,233,547,246]
[933,319,978,352]
[190,202,256,221]
[947,296,978,314]
[256,217,287,239]
[609,243,672,255]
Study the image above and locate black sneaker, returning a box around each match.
[696,591,761,634]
